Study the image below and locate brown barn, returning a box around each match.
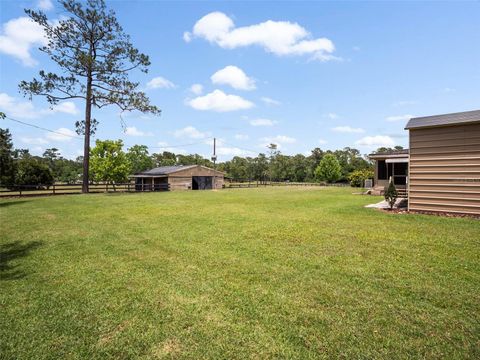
[133,165,224,191]
[405,110,480,215]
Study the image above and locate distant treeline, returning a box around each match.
[1,128,403,187]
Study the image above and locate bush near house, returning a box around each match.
[348,169,374,187]
[384,180,398,209]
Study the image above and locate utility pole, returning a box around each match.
[211,137,217,190]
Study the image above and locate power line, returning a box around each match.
[2,115,268,156]
[1,115,216,151]
[2,116,83,141]
[222,141,261,155]
[137,138,214,150]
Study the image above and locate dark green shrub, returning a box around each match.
[384,180,398,209]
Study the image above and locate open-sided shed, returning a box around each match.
[133,165,224,191]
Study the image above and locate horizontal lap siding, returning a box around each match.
[409,123,480,214]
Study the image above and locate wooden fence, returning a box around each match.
[0,180,349,197]
[224,180,350,189]
[0,182,169,197]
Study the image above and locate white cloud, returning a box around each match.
[0,92,37,118]
[234,134,249,140]
[146,76,176,89]
[217,146,254,157]
[37,0,53,11]
[261,135,296,148]
[189,83,203,95]
[125,126,153,137]
[355,135,395,147]
[249,118,277,127]
[331,126,365,133]
[324,112,339,119]
[46,128,77,142]
[186,89,254,112]
[261,97,281,106]
[20,137,49,145]
[386,114,413,122]
[173,126,210,139]
[51,101,79,115]
[211,65,256,90]
[183,31,192,42]
[185,12,337,61]
[265,135,296,144]
[0,93,79,118]
[0,16,47,66]
[318,139,328,145]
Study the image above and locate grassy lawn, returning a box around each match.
[1,187,479,359]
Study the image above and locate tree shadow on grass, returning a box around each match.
[0,241,43,281]
[0,200,31,208]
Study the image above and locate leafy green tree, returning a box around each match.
[315,154,342,183]
[253,154,269,183]
[90,140,131,185]
[41,148,82,183]
[151,151,176,167]
[384,180,398,209]
[0,127,16,187]
[290,154,308,182]
[15,155,54,188]
[374,146,404,154]
[306,147,325,181]
[19,0,160,193]
[126,145,153,174]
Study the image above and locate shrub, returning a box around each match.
[384,179,398,209]
[15,157,54,189]
[348,169,374,187]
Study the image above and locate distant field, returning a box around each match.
[1,187,479,359]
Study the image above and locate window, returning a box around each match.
[378,160,387,180]
[395,162,408,176]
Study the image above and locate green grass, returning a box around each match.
[1,187,479,359]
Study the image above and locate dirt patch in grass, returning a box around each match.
[153,338,181,358]
[97,320,131,346]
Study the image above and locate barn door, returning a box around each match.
[192,176,213,190]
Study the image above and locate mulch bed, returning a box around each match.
[379,208,480,220]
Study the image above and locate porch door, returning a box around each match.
[392,162,408,186]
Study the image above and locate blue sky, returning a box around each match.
[1,0,479,160]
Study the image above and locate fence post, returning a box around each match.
[53,184,56,195]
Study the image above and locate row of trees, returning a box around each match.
[1,127,382,187]
[0,128,82,188]
[220,146,373,183]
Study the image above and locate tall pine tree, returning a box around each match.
[19,0,160,193]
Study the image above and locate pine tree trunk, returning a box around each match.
[82,76,92,194]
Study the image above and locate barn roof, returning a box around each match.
[135,165,197,176]
[405,109,480,129]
